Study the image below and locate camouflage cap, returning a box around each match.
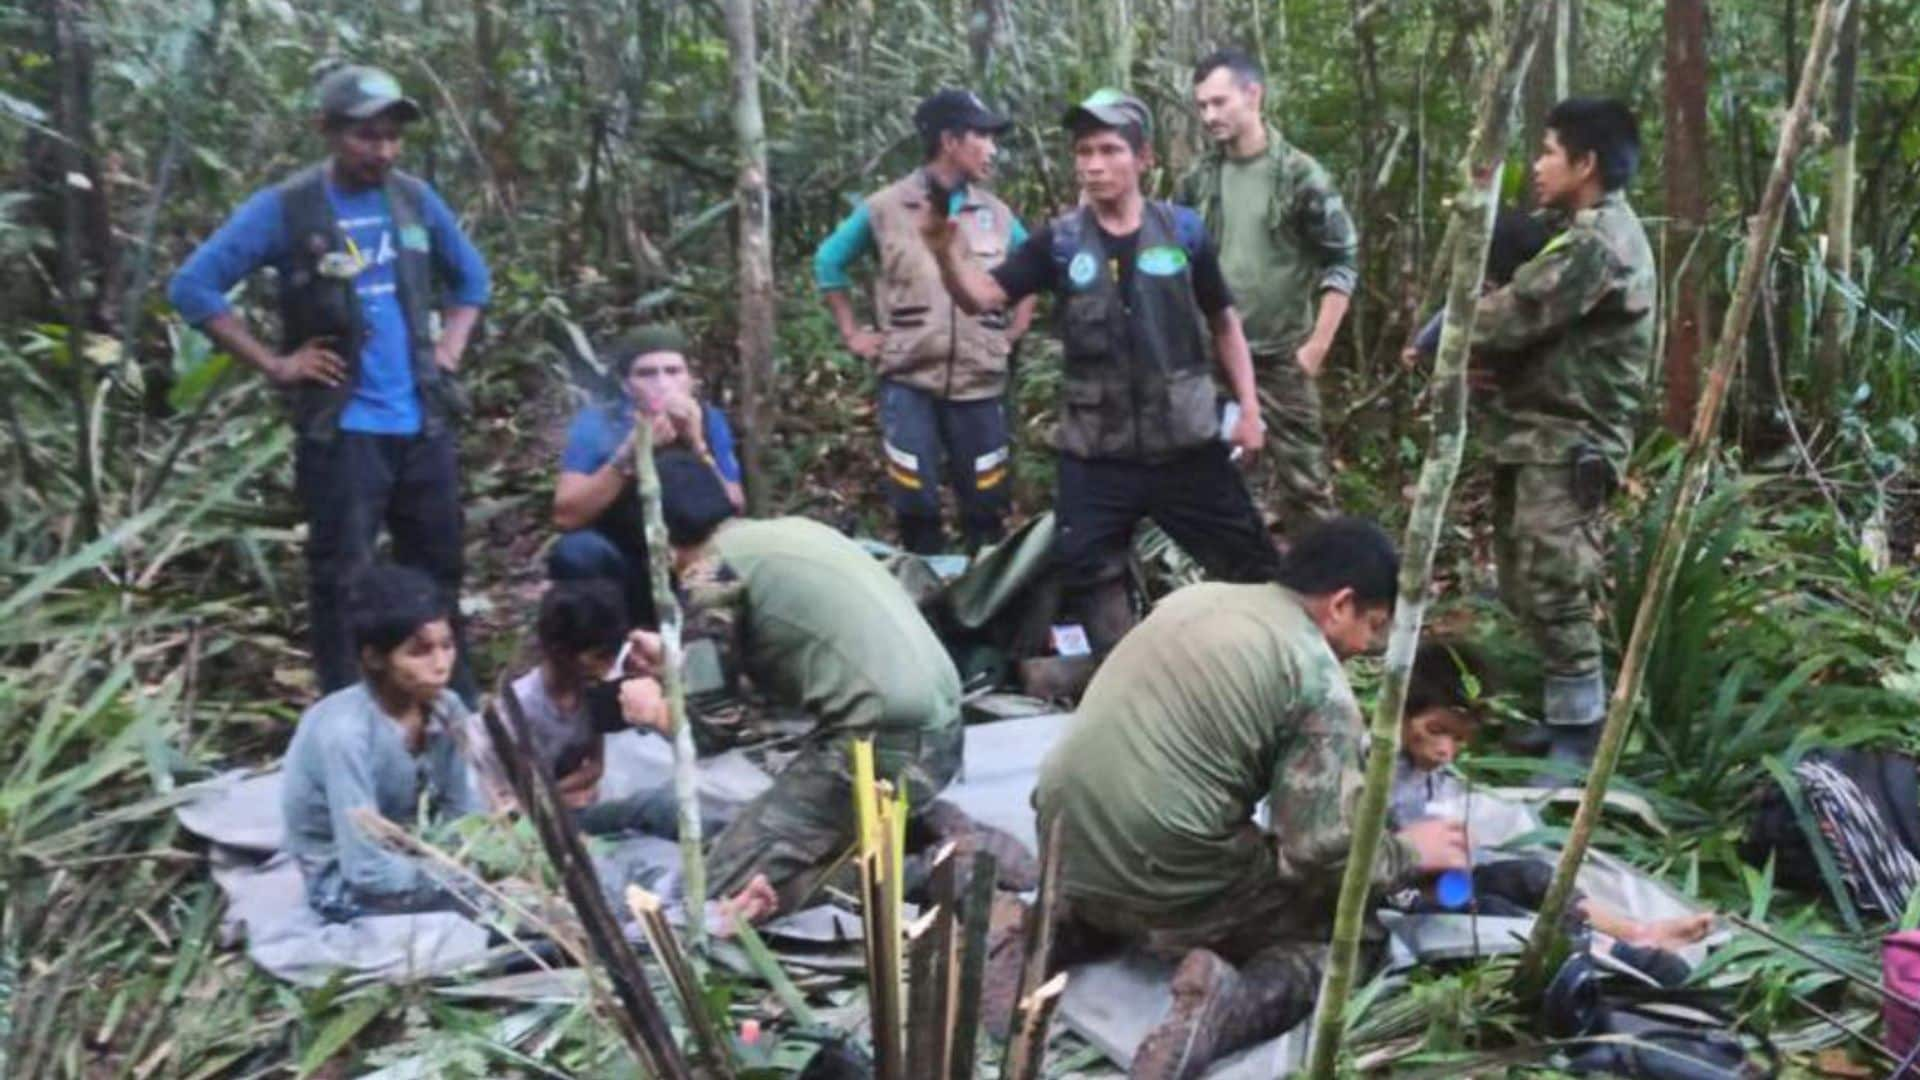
[315,64,423,123]
[1063,87,1152,141]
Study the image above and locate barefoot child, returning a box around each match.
[282,564,486,921]
[1392,642,1713,953]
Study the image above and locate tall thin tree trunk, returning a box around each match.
[1813,0,1861,414]
[1303,7,1549,1077]
[724,0,775,514]
[46,0,104,539]
[1663,0,1710,435]
[1518,0,1852,988]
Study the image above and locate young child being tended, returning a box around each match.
[281,564,487,921]
[1390,641,1712,953]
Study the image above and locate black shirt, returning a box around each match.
[990,220,1236,317]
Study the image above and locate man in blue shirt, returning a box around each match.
[168,65,491,700]
[550,325,743,627]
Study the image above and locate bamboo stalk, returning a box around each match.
[999,972,1069,1080]
[627,885,737,1072]
[729,912,823,1028]
[489,682,694,1079]
[1517,0,1854,988]
[1304,7,1549,1078]
[631,407,708,954]
[1009,813,1064,1037]
[1812,0,1862,412]
[948,850,998,1080]
[907,844,960,1079]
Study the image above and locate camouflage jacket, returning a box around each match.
[1177,126,1358,354]
[1471,191,1656,469]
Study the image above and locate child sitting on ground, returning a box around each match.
[282,564,487,921]
[1391,641,1713,953]
[469,577,716,838]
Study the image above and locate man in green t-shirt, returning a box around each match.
[636,451,965,912]
[1180,47,1357,537]
[1034,518,1468,1079]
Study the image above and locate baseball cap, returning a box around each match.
[1063,87,1152,139]
[914,89,1011,137]
[314,65,423,123]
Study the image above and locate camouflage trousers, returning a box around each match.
[707,721,963,911]
[1492,462,1608,678]
[1057,827,1363,965]
[1252,351,1337,534]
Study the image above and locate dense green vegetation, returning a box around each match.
[8,0,1920,1074]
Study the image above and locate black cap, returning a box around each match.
[914,89,1011,138]
[315,65,423,123]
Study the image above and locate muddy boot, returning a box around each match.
[918,799,1041,891]
[1130,948,1318,1080]
[1017,654,1098,704]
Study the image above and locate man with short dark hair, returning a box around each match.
[1033,518,1468,1079]
[549,325,743,626]
[814,89,1037,554]
[169,64,491,700]
[1465,97,1654,768]
[1182,48,1357,535]
[924,88,1276,650]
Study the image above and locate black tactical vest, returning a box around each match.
[276,163,451,439]
[1050,201,1217,462]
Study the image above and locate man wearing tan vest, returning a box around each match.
[815,89,1036,554]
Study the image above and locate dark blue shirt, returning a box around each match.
[560,398,743,484]
[168,174,490,435]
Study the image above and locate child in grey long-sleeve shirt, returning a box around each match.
[282,564,484,922]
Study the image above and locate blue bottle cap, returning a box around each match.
[1435,868,1474,910]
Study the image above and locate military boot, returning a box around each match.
[1129,947,1317,1080]
[1534,669,1606,785]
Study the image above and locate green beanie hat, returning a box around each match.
[608,324,690,368]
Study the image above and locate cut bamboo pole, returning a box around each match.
[1009,813,1064,1029]
[489,683,693,1079]
[628,885,737,1073]
[1517,0,1853,989]
[852,741,908,1077]
[906,844,960,1079]
[948,850,998,1080]
[999,972,1069,1080]
[1304,7,1549,1078]
[630,414,709,954]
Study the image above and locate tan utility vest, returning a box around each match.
[864,170,1016,401]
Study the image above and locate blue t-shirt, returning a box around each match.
[168,172,491,435]
[560,398,743,485]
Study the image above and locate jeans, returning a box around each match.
[548,527,658,628]
[295,430,475,703]
[1053,444,1280,588]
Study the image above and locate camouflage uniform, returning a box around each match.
[680,518,965,910]
[1034,582,1417,959]
[1470,191,1655,724]
[1179,127,1358,531]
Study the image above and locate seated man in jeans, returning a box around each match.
[550,325,743,626]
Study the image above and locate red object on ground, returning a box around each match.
[1886,931,1920,1077]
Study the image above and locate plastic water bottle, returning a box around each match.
[1435,868,1474,910]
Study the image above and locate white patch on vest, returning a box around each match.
[1068,252,1097,287]
[973,447,1010,473]
[883,441,920,472]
